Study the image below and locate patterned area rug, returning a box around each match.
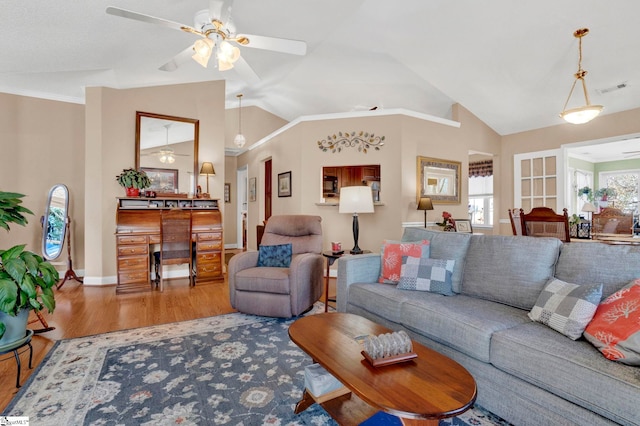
[4,304,511,425]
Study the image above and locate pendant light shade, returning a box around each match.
[234,94,246,148]
[559,28,603,124]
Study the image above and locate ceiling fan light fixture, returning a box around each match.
[559,28,603,124]
[192,37,214,67]
[234,93,246,148]
[218,41,241,64]
[218,58,234,71]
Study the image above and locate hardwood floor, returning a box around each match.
[0,277,234,412]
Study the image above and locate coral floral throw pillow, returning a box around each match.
[378,240,429,284]
[584,279,640,365]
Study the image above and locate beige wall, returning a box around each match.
[0,93,85,271]
[235,110,502,255]
[83,81,226,284]
[500,106,640,234]
[223,106,287,247]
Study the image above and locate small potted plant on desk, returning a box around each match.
[116,168,151,197]
[0,191,59,346]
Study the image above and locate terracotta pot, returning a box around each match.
[125,187,140,197]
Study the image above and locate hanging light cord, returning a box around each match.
[562,29,593,112]
[238,94,243,134]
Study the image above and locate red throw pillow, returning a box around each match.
[584,279,640,365]
[378,240,429,284]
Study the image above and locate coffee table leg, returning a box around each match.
[294,389,316,414]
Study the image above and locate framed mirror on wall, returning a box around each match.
[135,112,199,195]
[417,156,461,204]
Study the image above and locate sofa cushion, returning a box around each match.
[584,279,640,365]
[347,283,414,324]
[257,243,292,267]
[555,242,640,298]
[491,321,640,425]
[397,257,455,296]
[378,240,429,284]
[400,293,530,362]
[461,235,561,309]
[401,228,472,293]
[528,278,602,340]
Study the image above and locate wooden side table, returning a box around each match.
[322,250,371,312]
[0,329,34,388]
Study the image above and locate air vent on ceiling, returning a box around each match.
[596,82,628,95]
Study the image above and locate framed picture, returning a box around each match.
[416,156,461,204]
[454,219,473,233]
[141,167,178,193]
[249,177,257,202]
[224,183,231,203]
[278,171,292,197]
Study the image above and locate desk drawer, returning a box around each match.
[118,256,148,271]
[117,235,148,245]
[197,240,222,251]
[197,232,222,242]
[118,270,149,285]
[196,253,222,276]
[118,244,149,256]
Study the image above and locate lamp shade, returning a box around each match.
[339,186,374,214]
[417,197,434,211]
[199,162,215,175]
[581,202,597,213]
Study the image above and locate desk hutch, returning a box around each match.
[115,197,223,293]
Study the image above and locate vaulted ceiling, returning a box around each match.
[2,0,640,140]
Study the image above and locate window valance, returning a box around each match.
[469,160,493,178]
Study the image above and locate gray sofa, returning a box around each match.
[337,228,640,426]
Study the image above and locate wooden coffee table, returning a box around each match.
[289,313,477,425]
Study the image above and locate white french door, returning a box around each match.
[514,149,566,212]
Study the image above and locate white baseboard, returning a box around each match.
[83,275,117,286]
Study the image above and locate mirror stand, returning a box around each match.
[57,216,83,290]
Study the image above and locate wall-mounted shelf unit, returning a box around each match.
[118,197,219,210]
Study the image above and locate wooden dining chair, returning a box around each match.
[508,208,524,236]
[154,209,193,291]
[520,207,571,242]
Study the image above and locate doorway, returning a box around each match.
[236,166,247,250]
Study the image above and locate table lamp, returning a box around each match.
[417,197,434,228]
[199,162,215,194]
[339,186,374,254]
[581,201,597,239]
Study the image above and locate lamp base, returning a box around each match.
[350,248,363,255]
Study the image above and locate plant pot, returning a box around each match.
[0,309,29,347]
[125,187,140,197]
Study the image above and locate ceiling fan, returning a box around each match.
[105,0,307,81]
[142,124,188,164]
[623,151,640,158]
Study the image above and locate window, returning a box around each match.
[599,170,640,213]
[568,168,594,215]
[469,175,493,226]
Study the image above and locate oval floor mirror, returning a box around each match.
[42,184,83,289]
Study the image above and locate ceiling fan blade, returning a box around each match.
[159,46,195,72]
[238,34,307,56]
[232,56,260,84]
[106,6,197,33]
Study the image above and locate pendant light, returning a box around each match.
[559,28,603,124]
[234,94,246,148]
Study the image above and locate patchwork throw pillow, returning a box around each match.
[397,257,455,296]
[378,240,430,284]
[528,278,603,340]
[257,243,293,268]
[584,279,640,365]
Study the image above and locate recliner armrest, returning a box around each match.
[336,253,381,312]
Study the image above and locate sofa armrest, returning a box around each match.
[336,253,381,312]
[228,251,259,306]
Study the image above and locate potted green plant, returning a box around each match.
[578,186,594,202]
[0,191,58,345]
[116,168,151,197]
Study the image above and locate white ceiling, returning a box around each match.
[2,0,640,153]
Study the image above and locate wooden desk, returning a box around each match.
[115,198,223,294]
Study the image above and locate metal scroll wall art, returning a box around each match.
[317,131,385,153]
